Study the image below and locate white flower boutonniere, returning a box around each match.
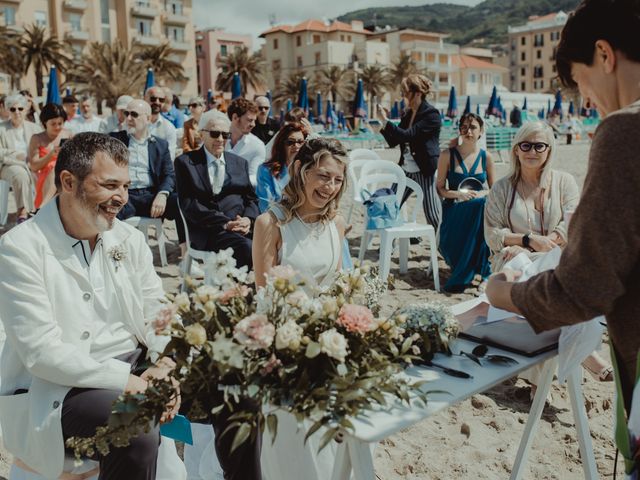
[107,245,128,272]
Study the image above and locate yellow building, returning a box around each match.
[507,11,568,93]
[0,0,197,99]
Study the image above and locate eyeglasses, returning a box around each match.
[460,124,479,133]
[258,106,270,111]
[518,141,550,153]
[149,96,166,103]
[285,138,305,147]
[189,103,202,109]
[123,110,140,119]
[202,130,231,140]
[9,107,24,112]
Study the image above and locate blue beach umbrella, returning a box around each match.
[308,110,315,123]
[45,66,60,105]
[278,108,285,127]
[446,86,458,118]
[496,96,504,116]
[353,78,366,118]
[476,103,480,115]
[316,92,323,121]
[266,90,272,104]
[231,72,242,99]
[522,97,528,110]
[65,87,71,97]
[538,108,545,119]
[439,109,445,121]
[399,98,406,115]
[297,77,309,112]
[463,96,471,115]
[390,101,399,119]
[552,90,562,116]
[547,98,552,117]
[144,68,155,93]
[286,98,293,113]
[207,88,213,105]
[486,86,498,116]
[568,100,575,115]
[325,99,334,127]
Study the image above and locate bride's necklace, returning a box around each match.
[295,212,325,237]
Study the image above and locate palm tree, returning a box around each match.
[314,65,355,108]
[0,26,24,90]
[215,46,265,96]
[66,40,146,110]
[359,64,390,116]
[19,24,70,98]
[387,53,421,98]
[272,71,317,110]
[134,42,186,83]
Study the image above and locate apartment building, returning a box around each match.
[507,11,568,93]
[196,28,257,98]
[452,53,508,97]
[0,0,197,98]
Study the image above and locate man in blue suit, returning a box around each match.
[110,99,185,248]
[175,109,258,270]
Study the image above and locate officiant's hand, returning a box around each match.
[150,193,167,218]
[529,234,556,252]
[141,358,181,423]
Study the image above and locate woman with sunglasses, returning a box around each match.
[436,113,495,293]
[182,96,205,153]
[255,122,307,213]
[27,103,72,209]
[0,94,42,223]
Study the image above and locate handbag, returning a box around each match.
[362,187,403,230]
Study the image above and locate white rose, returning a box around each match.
[286,290,309,308]
[275,320,303,350]
[174,292,191,312]
[319,328,348,363]
[184,323,207,346]
[322,297,339,316]
[211,333,244,369]
[194,285,218,304]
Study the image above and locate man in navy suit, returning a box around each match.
[175,109,258,269]
[110,99,185,248]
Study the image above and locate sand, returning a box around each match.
[0,140,621,479]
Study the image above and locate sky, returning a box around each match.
[192,0,482,49]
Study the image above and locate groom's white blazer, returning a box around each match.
[0,199,169,479]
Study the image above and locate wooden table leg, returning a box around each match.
[510,358,557,480]
[566,366,599,479]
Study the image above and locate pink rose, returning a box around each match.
[267,265,296,281]
[153,304,177,334]
[219,285,251,305]
[337,304,375,335]
[233,314,276,350]
[259,354,282,376]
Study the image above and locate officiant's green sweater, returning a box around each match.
[511,100,640,413]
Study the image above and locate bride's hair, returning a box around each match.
[278,138,348,225]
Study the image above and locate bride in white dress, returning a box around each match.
[253,138,349,479]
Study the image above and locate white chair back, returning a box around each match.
[348,148,380,162]
[402,177,424,223]
[347,159,369,203]
[357,160,407,202]
[0,179,9,226]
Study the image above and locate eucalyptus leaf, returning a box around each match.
[318,427,340,452]
[486,354,519,365]
[461,351,483,366]
[266,414,278,444]
[305,342,321,359]
[472,344,488,357]
[230,422,252,454]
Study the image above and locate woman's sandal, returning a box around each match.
[584,364,614,382]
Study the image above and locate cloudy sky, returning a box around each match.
[193,0,482,49]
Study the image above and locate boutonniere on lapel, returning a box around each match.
[107,244,128,272]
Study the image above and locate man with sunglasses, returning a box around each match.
[225,98,265,187]
[144,86,178,159]
[251,95,279,145]
[101,94,134,134]
[110,99,186,252]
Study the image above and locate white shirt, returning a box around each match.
[226,132,265,187]
[128,135,152,189]
[204,146,226,195]
[149,115,177,160]
[66,115,106,134]
[68,234,137,363]
[400,145,421,173]
[100,114,125,134]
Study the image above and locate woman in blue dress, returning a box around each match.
[256,122,307,213]
[436,113,496,292]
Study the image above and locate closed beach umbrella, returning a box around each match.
[144,68,155,93]
[476,103,480,115]
[316,92,323,121]
[552,90,562,116]
[207,88,213,104]
[286,98,293,113]
[265,90,272,115]
[400,98,406,115]
[65,87,71,97]
[538,108,545,119]
[446,86,458,118]
[568,100,575,115]
[297,77,309,112]
[496,96,504,116]
[326,99,334,127]
[522,97,528,110]
[46,66,60,105]
[308,109,315,123]
[547,98,552,116]
[338,111,347,130]
[463,96,471,115]
[278,108,285,127]
[390,101,399,119]
[486,86,498,116]
[231,72,242,99]
[353,79,366,118]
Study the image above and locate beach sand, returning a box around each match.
[0,140,620,479]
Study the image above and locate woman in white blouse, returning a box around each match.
[0,94,42,223]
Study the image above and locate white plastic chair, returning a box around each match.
[0,179,10,226]
[124,216,168,267]
[346,149,381,224]
[178,202,212,291]
[377,177,440,291]
[348,148,381,162]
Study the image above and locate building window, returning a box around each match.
[494,75,500,84]
[534,33,544,47]
[272,59,280,71]
[533,80,537,89]
[438,73,448,84]
[470,73,476,83]
[100,0,110,40]
[102,26,110,42]
[533,65,544,78]
[438,54,448,64]
[427,52,435,63]
[521,51,525,61]
[71,44,83,60]
[521,67,525,76]
[313,34,321,44]
[314,52,321,65]
[340,34,345,41]
[551,47,557,60]
[165,26,184,42]
[34,11,47,27]
[70,13,82,31]
[165,0,183,15]
[552,64,557,73]
[273,38,278,50]
[347,35,352,42]
[137,19,152,36]
[540,80,544,89]
[536,50,541,59]
[521,81,525,90]
[521,36,526,45]
[296,35,301,47]
[220,44,227,57]
[296,56,302,68]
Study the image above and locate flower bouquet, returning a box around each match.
[67,250,431,458]
[393,302,459,356]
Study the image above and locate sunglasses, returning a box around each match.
[123,110,140,119]
[202,130,231,140]
[189,103,202,109]
[258,106,270,111]
[149,96,166,103]
[518,141,549,153]
[285,138,305,146]
[9,107,24,112]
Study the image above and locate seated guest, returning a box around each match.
[264,107,312,162]
[0,94,42,223]
[225,98,265,187]
[182,96,205,153]
[161,87,184,129]
[101,94,134,134]
[110,99,185,252]
[62,95,79,126]
[256,122,307,212]
[27,104,72,209]
[0,132,181,479]
[251,95,279,145]
[65,96,105,134]
[175,110,258,269]
[436,113,495,292]
[20,90,39,124]
[145,86,178,159]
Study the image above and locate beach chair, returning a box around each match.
[124,216,169,267]
[177,202,211,291]
[0,179,9,226]
[346,149,381,224]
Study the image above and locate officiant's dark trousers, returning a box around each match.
[60,348,159,480]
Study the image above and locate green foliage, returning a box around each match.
[215,46,266,96]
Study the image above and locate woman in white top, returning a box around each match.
[253,137,348,289]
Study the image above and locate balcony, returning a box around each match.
[64,0,87,10]
[163,12,189,25]
[169,40,190,52]
[135,35,162,47]
[65,29,89,41]
[131,2,159,18]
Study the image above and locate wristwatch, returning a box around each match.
[522,233,531,248]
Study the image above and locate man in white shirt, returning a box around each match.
[225,98,265,187]
[101,94,133,134]
[62,95,79,125]
[66,96,106,134]
[145,86,178,159]
[0,132,181,479]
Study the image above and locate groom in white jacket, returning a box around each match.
[0,132,180,479]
